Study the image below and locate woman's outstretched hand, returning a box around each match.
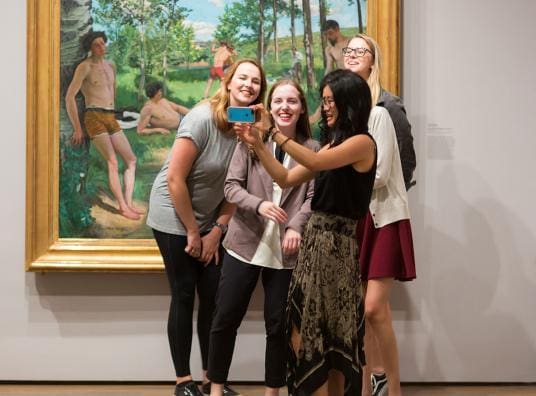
[233,123,262,147]
[232,104,270,147]
[251,103,271,132]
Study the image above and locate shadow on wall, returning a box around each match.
[420,164,536,381]
[27,273,170,336]
[27,269,268,338]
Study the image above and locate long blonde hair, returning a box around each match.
[209,58,267,132]
[351,34,382,105]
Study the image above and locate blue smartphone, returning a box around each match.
[227,106,255,123]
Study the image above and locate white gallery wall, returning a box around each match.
[1,0,535,382]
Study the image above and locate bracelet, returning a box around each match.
[212,222,228,234]
[280,136,292,148]
[268,126,281,140]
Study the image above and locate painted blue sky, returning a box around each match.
[178,0,366,41]
[92,0,366,43]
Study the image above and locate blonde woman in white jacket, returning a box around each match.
[345,34,416,396]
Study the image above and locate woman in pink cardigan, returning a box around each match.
[207,79,319,396]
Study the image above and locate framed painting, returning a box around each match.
[26,0,400,272]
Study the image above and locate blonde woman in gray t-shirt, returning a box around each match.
[146,59,267,396]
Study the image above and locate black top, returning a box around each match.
[311,133,376,220]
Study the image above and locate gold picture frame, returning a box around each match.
[25,0,400,272]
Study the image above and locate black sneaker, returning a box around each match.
[371,372,388,396]
[175,380,204,396]
[201,381,241,395]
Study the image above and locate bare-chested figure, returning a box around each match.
[65,31,141,221]
[203,40,237,98]
[323,20,349,75]
[308,20,350,125]
[137,81,189,135]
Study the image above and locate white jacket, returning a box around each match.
[368,106,411,228]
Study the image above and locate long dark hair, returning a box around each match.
[267,79,312,143]
[318,69,372,147]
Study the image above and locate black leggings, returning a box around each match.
[153,229,221,377]
[208,252,292,388]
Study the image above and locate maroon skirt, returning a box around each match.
[356,211,416,281]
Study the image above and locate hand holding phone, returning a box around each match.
[227,106,255,123]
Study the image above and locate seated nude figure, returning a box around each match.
[137,81,190,135]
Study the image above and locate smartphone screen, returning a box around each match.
[227,106,255,123]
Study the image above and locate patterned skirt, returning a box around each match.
[286,211,365,395]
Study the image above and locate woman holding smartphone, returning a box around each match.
[234,69,377,396]
[207,79,319,396]
[146,59,267,396]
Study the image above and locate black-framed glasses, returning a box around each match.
[342,47,372,57]
[321,97,336,108]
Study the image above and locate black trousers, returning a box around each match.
[153,229,221,377]
[208,252,293,388]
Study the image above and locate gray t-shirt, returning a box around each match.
[146,103,237,235]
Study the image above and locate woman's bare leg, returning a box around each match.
[365,278,401,396]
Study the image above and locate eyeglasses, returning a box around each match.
[321,97,336,108]
[342,47,372,57]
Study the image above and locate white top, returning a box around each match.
[368,106,411,228]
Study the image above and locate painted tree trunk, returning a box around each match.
[137,0,147,102]
[290,0,296,51]
[162,0,179,95]
[357,0,364,33]
[60,0,92,144]
[272,0,279,62]
[258,0,265,64]
[59,0,94,235]
[302,0,315,90]
[319,0,327,68]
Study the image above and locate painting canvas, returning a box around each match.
[26,0,399,271]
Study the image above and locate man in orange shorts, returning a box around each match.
[65,31,141,221]
[203,40,237,99]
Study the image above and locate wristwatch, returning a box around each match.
[212,221,228,234]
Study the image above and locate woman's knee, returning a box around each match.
[265,309,285,338]
[364,299,389,325]
[173,286,196,306]
[211,299,246,334]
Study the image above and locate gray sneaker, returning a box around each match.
[175,381,204,396]
[201,381,241,396]
[371,372,388,396]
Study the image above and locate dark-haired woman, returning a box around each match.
[235,69,377,396]
[146,59,267,396]
[208,79,319,396]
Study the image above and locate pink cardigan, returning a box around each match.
[223,138,319,268]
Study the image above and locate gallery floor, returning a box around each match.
[0,383,535,396]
